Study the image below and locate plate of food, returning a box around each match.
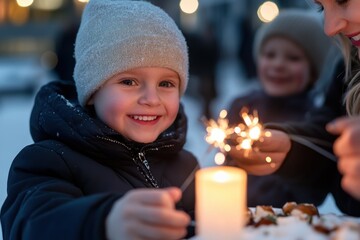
[191,202,360,240]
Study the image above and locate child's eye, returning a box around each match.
[159,81,176,88]
[336,0,349,5]
[120,79,136,86]
[314,0,348,12]
[262,51,276,59]
[287,55,302,62]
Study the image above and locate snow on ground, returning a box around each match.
[0,59,342,239]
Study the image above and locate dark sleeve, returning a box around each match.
[1,144,120,240]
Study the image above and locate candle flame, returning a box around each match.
[213,170,230,183]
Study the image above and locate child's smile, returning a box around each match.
[129,114,161,126]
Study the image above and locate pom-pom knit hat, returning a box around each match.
[253,9,332,82]
[74,0,189,106]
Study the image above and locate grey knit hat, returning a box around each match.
[74,0,188,106]
[253,9,332,81]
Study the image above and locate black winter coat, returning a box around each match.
[1,80,199,239]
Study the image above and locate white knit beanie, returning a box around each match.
[74,0,189,106]
[253,9,332,81]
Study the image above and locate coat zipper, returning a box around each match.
[136,151,159,188]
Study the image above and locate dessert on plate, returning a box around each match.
[191,202,360,240]
[243,202,360,239]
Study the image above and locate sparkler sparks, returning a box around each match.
[204,108,272,161]
[204,110,234,151]
[181,108,272,192]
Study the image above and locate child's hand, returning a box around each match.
[106,187,190,240]
[327,116,360,200]
[228,129,291,175]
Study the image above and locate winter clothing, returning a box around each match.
[253,9,332,81]
[227,88,328,207]
[0,80,199,239]
[74,0,189,106]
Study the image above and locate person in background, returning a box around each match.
[227,9,340,207]
[228,0,360,216]
[53,19,79,82]
[0,1,199,239]
[183,22,220,119]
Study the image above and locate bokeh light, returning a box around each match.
[179,0,199,14]
[33,0,64,10]
[16,0,33,8]
[214,152,226,165]
[257,1,279,23]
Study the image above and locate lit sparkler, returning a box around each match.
[204,110,234,152]
[181,108,271,192]
[204,108,272,160]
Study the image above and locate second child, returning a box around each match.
[227,9,339,207]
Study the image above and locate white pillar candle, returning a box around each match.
[195,166,247,240]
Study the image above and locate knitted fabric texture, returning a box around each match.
[253,9,332,81]
[74,0,188,106]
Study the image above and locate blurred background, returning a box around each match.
[0,0,340,238]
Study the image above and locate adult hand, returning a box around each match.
[106,187,190,240]
[327,116,360,200]
[228,129,291,175]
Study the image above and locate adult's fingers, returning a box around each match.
[341,174,360,201]
[337,156,360,176]
[326,116,360,135]
[333,126,360,157]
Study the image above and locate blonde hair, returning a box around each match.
[339,35,360,116]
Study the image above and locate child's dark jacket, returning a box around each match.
[1,80,198,239]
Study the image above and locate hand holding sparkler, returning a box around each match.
[228,129,291,175]
[181,108,292,192]
[204,108,291,175]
